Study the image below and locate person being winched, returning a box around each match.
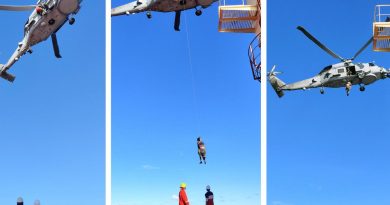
[197,137,207,164]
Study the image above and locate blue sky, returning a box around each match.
[268,1,390,205]
[112,1,260,205]
[0,1,105,205]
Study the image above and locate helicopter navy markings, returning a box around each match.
[269,26,390,98]
[112,0,217,31]
[0,0,81,82]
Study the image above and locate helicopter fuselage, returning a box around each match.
[0,0,80,80]
[282,62,388,91]
[112,0,217,16]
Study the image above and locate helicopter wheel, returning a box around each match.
[320,88,324,94]
[146,12,152,19]
[195,9,202,16]
[48,19,55,25]
[69,17,75,25]
[359,86,365,92]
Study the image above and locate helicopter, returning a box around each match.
[269,26,390,98]
[111,0,218,31]
[0,0,81,82]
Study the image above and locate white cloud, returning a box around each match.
[142,164,160,170]
[272,201,293,205]
[172,195,179,200]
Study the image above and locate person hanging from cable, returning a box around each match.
[345,81,352,96]
[197,137,206,164]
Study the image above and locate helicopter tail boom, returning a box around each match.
[111,0,150,16]
[269,74,285,98]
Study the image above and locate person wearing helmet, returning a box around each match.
[205,185,214,205]
[197,137,206,164]
[179,183,190,205]
[345,81,352,96]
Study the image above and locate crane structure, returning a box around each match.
[218,0,261,81]
[373,4,390,52]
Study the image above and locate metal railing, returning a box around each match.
[248,32,261,82]
[219,0,247,6]
[374,4,390,22]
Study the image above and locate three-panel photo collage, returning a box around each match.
[1,0,390,205]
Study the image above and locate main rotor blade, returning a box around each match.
[0,5,36,11]
[351,37,373,60]
[51,33,62,58]
[174,11,181,31]
[297,26,345,61]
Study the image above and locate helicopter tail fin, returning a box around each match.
[268,65,285,98]
[0,65,15,82]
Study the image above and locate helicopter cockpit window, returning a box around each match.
[319,65,332,74]
[369,63,375,67]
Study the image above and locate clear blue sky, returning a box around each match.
[0,1,105,205]
[268,1,390,205]
[112,1,260,205]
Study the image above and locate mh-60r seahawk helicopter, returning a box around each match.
[269,26,390,98]
[0,0,81,82]
[112,0,218,31]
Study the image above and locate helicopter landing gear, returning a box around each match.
[195,9,202,16]
[146,11,152,19]
[359,85,366,92]
[320,87,324,94]
[69,17,75,25]
[27,49,33,54]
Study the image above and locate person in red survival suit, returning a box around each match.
[205,185,214,205]
[179,183,190,205]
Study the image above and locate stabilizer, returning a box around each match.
[268,65,285,98]
[0,70,15,82]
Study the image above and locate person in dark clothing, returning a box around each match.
[205,185,214,205]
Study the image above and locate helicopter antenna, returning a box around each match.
[297,26,346,62]
[351,37,373,60]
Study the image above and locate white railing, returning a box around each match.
[219,0,247,6]
[374,4,390,22]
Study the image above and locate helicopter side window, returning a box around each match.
[337,68,345,74]
[369,63,375,67]
[346,66,356,75]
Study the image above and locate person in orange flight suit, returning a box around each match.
[179,183,190,205]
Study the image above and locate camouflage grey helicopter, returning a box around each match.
[269,26,390,98]
[112,0,218,31]
[0,0,81,82]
